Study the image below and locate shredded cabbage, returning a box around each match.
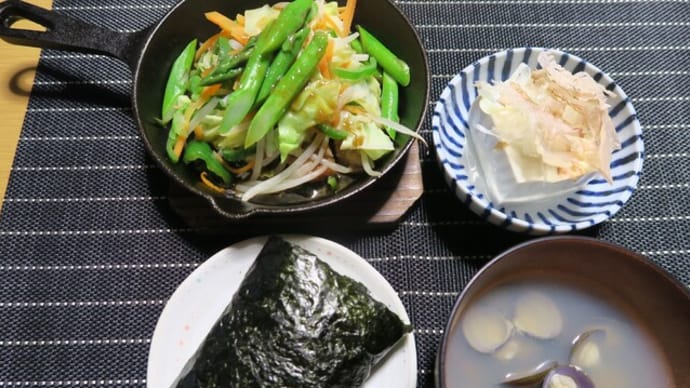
[476,51,620,183]
[277,79,340,161]
[340,113,395,161]
[243,5,280,36]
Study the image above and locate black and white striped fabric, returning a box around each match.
[1,0,688,386]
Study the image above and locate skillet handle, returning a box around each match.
[0,0,148,70]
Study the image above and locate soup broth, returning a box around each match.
[444,279,673,387]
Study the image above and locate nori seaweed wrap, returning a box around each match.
[174,236,412,388]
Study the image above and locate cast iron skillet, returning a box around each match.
[0,0,430,218]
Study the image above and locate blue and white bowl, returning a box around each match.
[431,47,644,235]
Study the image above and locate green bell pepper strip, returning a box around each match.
[317,123,349,141]
[333,57,378,81]
[199,67,244,86]
[161,39,197,123]
[254,27,310,107]
[356,25,410,87]
[254,0,312,56]
[244,31,329,148]
[182,140,232,185]
[381,71,399,139]
[221,146,256,162]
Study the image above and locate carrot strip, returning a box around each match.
[172,135,186,158]
[195,33,220,60]
[179,98,206,140]
[200,172,227,193]
[205,11,249,45]
[228,159,256,175]
[201,67,214,78]
[323,13,344,37]
[193,125,204,140]
[319,38,334,79]
[341,0,357,34]
[201,83,222,100]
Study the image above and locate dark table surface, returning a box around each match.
[0,0,688,386]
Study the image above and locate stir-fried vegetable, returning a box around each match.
[160,0,420,201]
[162,39,197,125]
[245,30,330,148]
[357,25,410,86]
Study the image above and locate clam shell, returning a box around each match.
[461,305,513,354]
[569,329,606,368]
[542,365,594,388]
[502,360,558,385]
[513,292,563,339]
[493,337,520,361]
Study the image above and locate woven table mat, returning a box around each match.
[1,0,689,386]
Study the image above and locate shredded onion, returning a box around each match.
[188,97,219,134]
[250,137,265,181]
[352,53,369,63]
[364,114,427,146]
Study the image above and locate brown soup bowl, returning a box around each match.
[436,236,690,387]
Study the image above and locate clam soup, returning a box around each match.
[444,279,673,387]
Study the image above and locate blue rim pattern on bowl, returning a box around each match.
[431,47,644,235]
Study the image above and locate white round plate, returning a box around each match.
[147,235,417,388]
[432,47,644,235]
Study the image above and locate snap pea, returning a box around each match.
[215,36,232,57]
[244,31,329,148]
[317,124,349,141]
[254,0,312,55]
[381,71,399,139]
[216,22,282,133]
[255,27,310,107]
[350,38,364,54]
[327,175,338,190]
[189,73,203,96]
[218,48,272,133]
[356,25,410,87]
[199,66,244,86]
[162,39,197,123]
[182,140,232,184]
[333,57,378,81]
[204,46,254,81]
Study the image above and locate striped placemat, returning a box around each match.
[0,0,688,386]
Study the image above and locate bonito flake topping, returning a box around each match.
[476,51,620,183]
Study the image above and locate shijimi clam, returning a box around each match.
[513,292,563,339]
[461,306,513,354]
[461,292,563,355]
[569,329,606,369]
[542,365,594,388]
[500,329,607,387]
